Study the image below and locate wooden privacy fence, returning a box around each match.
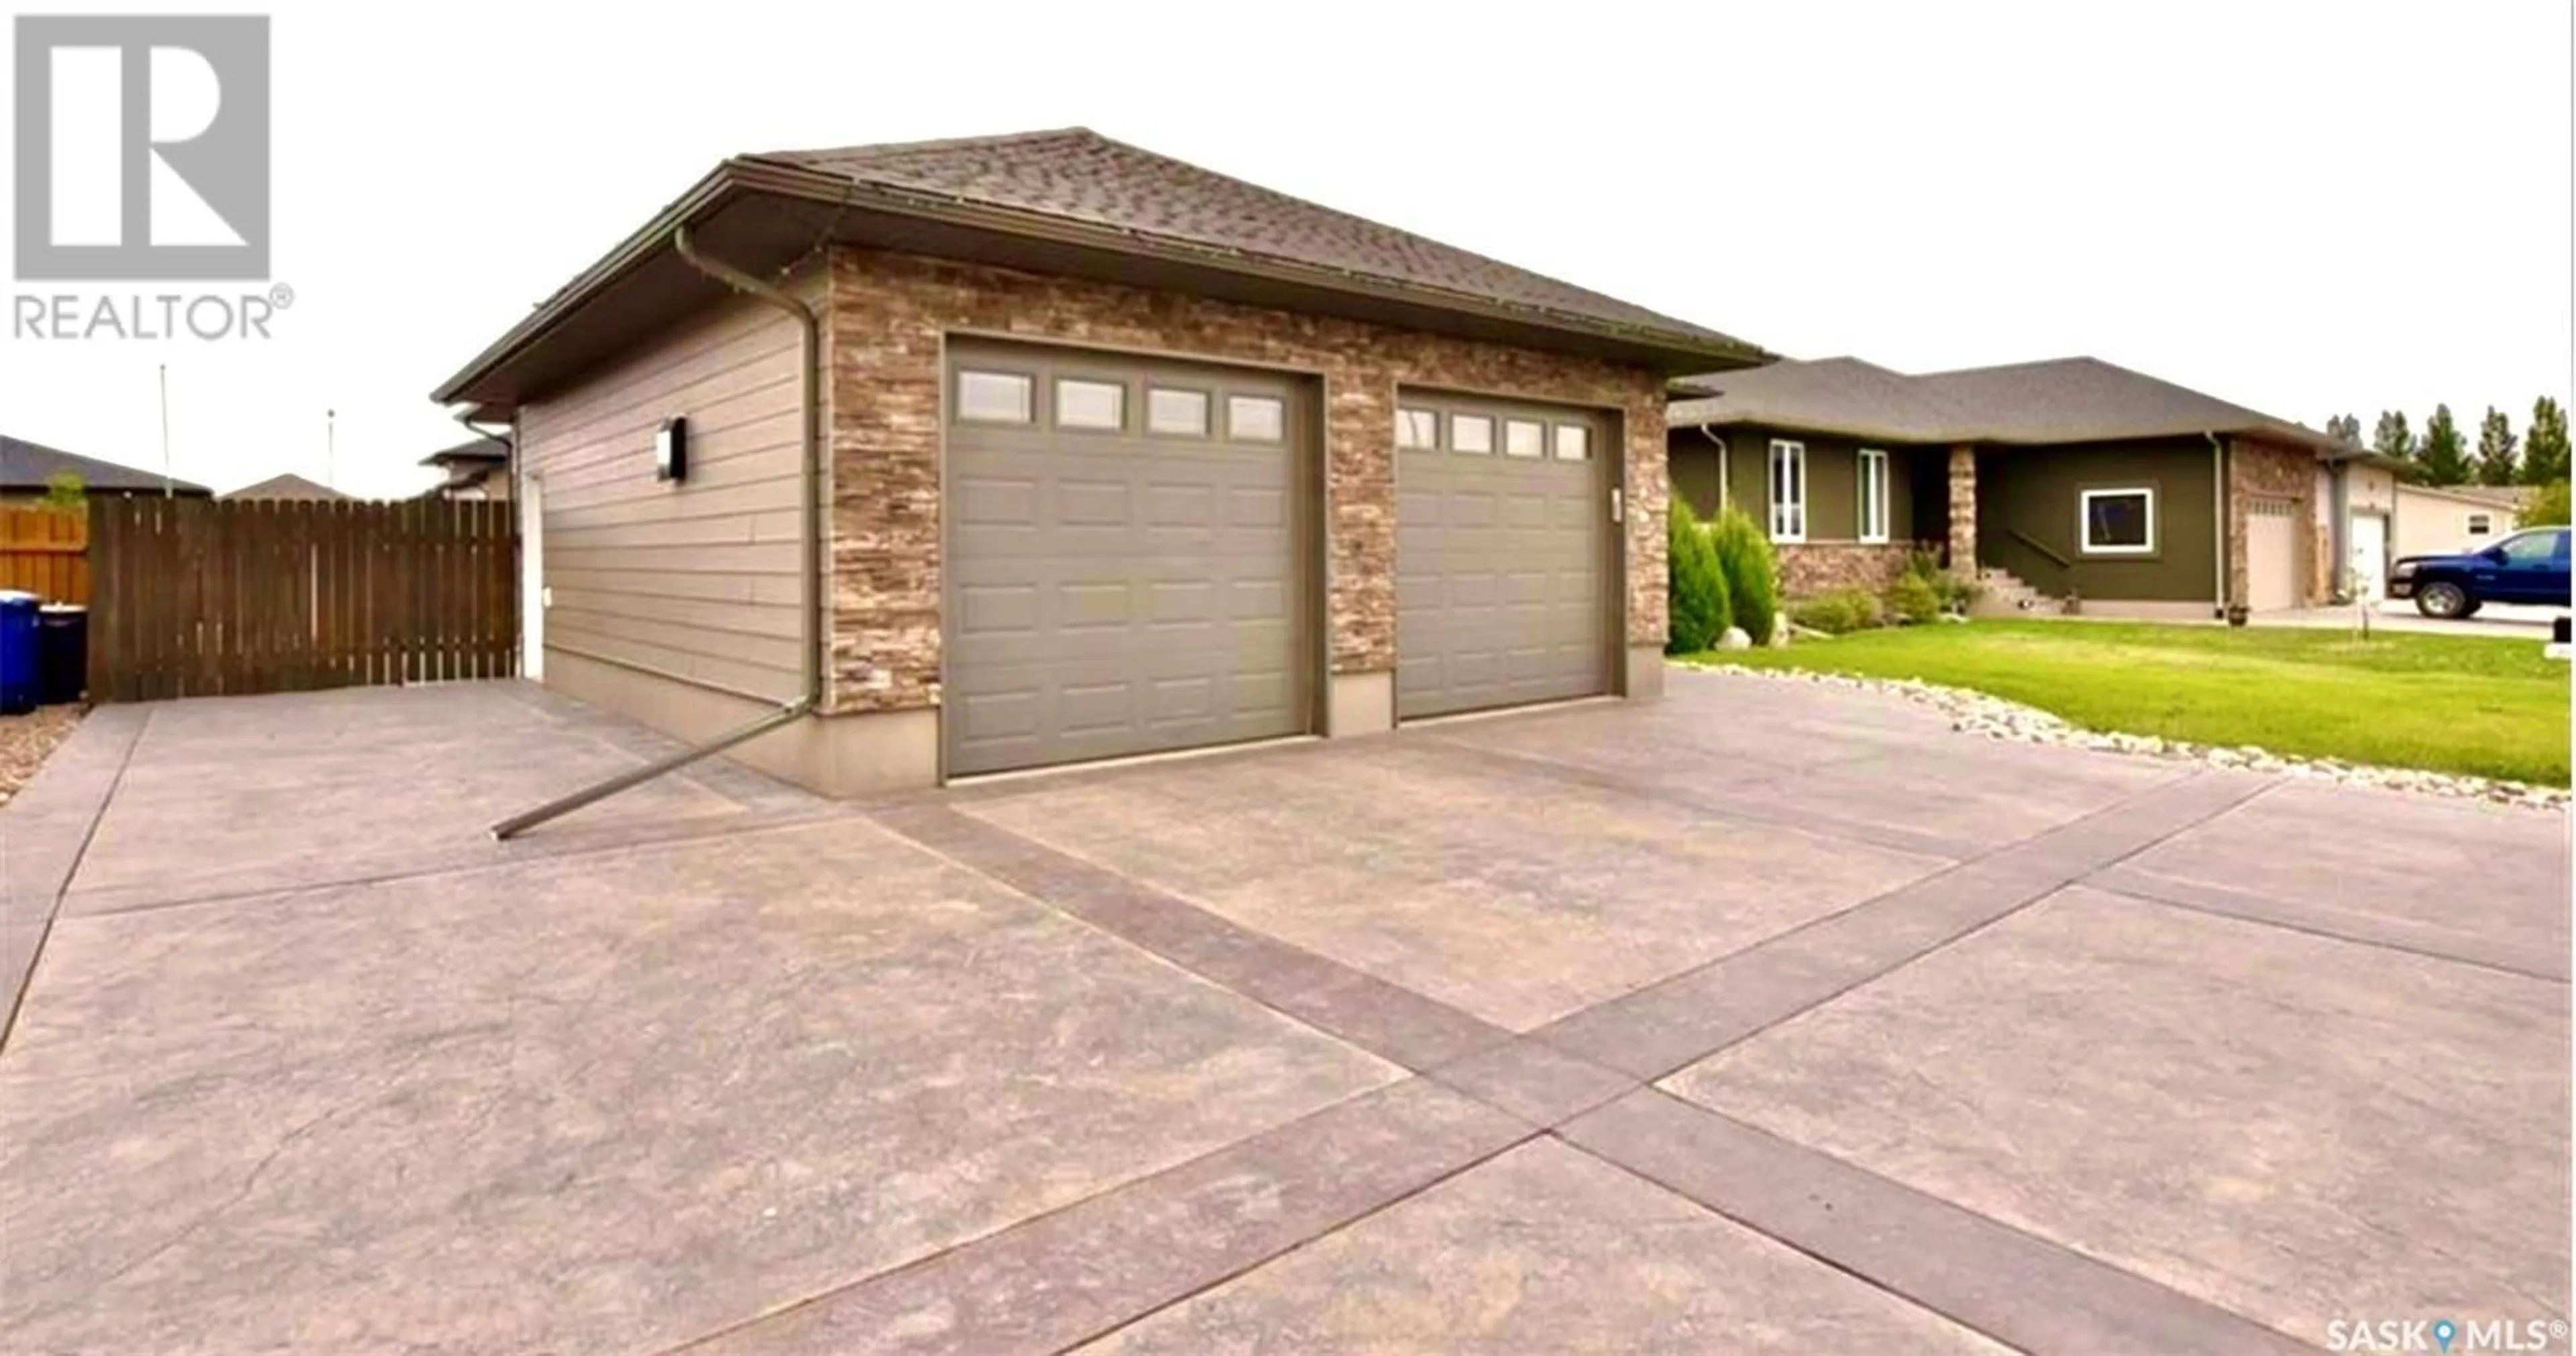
[89,498,517,701]
[0,506,89,603]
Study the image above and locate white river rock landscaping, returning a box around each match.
[1693,662,2569,811]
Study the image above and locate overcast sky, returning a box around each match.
[1,0,2569,497]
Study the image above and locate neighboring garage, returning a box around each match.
[431,127,1765,797]
[944,341,1313,776]
[1395,393,1613,719]
[2246,494,2300,611]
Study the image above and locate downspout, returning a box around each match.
[1695,423,1729,513]
[2205,432,2226,618]
[490,224,824,839]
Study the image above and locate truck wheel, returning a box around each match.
[2416,581,2469,618]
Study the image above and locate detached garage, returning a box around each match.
[432,127,1764,794]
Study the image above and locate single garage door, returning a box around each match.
[2247,494,2299,611]
[1395,392,1613,719]
[944,342,1311,776]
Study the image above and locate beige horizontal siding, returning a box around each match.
[521,272,818,702]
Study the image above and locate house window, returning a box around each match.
[1553,423,1590,462]
[2468,513,2493,535]
[957,370,1034,424]
[1055,378,1125,430]
[1768,439,1807,543]
[1227,395,1284,441]
[2080,487,2156,554]
[1858,448,1890,543]
[1146,387,1210,437]
[1504,419,1546,458]
[1396,407,1439,450]
[1452,413,1494,454]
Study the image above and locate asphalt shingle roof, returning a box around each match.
[767,128,1756,354]
[0,434,211,495]
[1670,356,2342,455]
[222,473,351,501]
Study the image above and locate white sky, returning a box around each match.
[2,0,2569,497]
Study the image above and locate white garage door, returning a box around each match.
[2247,495,2298,611]
[943,341,1312,776]
[1395,392,1613,719]
[2350,511,2389,601]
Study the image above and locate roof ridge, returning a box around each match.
[759,125,1096,164]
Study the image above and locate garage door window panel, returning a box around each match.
[2080,487,2156,555]
[1504,419,1546,459]
[1452,414,1494,455]
[957,370,1036,424]
[1397,407,1440,450]
[1553,423,1590,462]
[1146,386,1212,437]
[1055,378,1127,431]
[1228,395,1285,442]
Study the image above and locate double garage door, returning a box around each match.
[943,340,1613,777]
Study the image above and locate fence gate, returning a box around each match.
[89,498,517,701]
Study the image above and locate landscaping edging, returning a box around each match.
[1690,662,2571,811]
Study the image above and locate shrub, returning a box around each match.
[1665,497,1731,653]
[1708,507,1780,645]
[1886,570,1941,624]
[1790,588,1883,635]
[2521,479,2571,529]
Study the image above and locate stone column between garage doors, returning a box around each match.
[820,247,1672,778]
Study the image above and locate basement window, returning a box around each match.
[1055,378,1126,431]
[1553,423,1591,462]
[1396,407,1439,450]
[957,370,1034,424]
[1147,387,1210,437]
[1228,395,1285,442]
[1451,413,1494,455]
[2080,487,2155,554]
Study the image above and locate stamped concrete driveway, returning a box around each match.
[1,672,2565,1354]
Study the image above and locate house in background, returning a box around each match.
[432,127,1762,795]
[1667,356,2375,615]
[222,472,352,502]
[420,437,511,501]
[0,434,211,500]
[2392,482,2533,562]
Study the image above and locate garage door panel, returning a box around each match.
[1397,393,1611,720]
[945,342,1310,776]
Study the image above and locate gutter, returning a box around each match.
[2205,431,2226,617]
[488,224,824,839]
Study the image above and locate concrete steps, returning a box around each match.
[1972,565,2057,616]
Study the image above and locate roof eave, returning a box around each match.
[434,158,1765,411]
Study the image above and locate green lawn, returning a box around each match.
[1687,620,2571,786]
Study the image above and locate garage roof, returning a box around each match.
[1670,355,2348,456]
[435,129,1766,417]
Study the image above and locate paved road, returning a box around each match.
[2,674,2565,1353]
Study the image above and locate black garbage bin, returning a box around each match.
[37,604,86,705]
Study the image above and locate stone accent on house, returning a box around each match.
[2226,437,2319,607]
[1774,543,1921,596]
[822,248,1669,716]
[1947,446,1978,576]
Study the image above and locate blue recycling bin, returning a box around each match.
[0,590,39,715]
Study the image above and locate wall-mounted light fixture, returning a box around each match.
[655,416,689,482]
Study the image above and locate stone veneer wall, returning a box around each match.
[1775,543,1923,596]
[2226,437,2320,607]
[822,247,1670,715]
[1946,446,1978,575]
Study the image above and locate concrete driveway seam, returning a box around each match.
[1,705,150,1052]
[2085,870,2571,983]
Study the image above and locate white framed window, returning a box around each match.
[1146,386,1210,436]
[1552,423,1590,462]
[2468,513,2493,535]
[1395,407,1439,450]
[2079,486,2156,554]
[1451,413,1494,454]
[956,370,1034,424]
[1227,395,1284,442]
[1055,378,1125,430]
[1767,439,1807,543]
[1858,448,1890,543]
[1503,418,1546,458]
